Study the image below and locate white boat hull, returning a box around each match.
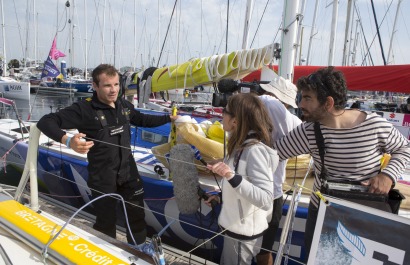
[0,81,30,101]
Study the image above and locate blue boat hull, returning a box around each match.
[43,81,93,93]
[0,120,308,264]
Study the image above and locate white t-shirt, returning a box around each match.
[259,95,302,199]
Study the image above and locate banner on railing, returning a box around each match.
[308,197,410,265]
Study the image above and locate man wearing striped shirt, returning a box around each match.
[273,66,410,261]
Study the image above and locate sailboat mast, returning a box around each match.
[351,20,359,66]
[226,0,229,53]
[102,0,106,63]
[69,0,75,74]
[0,0,5,76]
[84,0,88,79]
[346,0,356,66]
[295,0,306,66]
[342,0,353,66]
[158,0,160,62]
[133,0,137,70]
[328,0,339,66]
[241,0,254,49]
[24,0,29,67]
[34,0,37,67]
[278,0,300,81]
[305,0,319,66]
[387,0,402,65]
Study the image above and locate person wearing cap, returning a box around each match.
[253,67,302,265]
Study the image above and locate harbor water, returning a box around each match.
[5,92,89,122]
[0,92,89,176]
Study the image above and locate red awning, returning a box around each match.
[242,65,410,93]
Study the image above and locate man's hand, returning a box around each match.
[204,194,220,207]
[69,133,94,154]
[361,173,393,194]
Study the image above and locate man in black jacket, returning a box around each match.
[37,64,178,249]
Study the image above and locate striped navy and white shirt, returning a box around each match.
[274,112,410,208]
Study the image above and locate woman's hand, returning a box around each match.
[207,162,235,179]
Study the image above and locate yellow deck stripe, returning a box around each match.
[0,200,130,265]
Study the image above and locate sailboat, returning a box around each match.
[0,0,30,101]
[0,123,218,264]
[0,1,409,264]
[36,37,93,95]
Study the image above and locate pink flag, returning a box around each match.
[49,37,66,60]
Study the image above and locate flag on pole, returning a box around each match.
[49,37,66,60]
[41,56,63,79]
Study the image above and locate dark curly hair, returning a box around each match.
[297,66,347,110]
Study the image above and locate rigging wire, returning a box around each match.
[354,4,374,66]
[226,0,229,53]
[370,0,386,65]
[157,0,178,67]
[359,0,393,66]
[394,7,410,64]
[56,3,69,33]
[216,0,239,55]
[12,0,26,57]
[249,0,270,48]
[92,0,105,62]
[399,6,410,39]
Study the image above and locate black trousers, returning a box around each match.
[91,177,146,245]
[259,196,284,254]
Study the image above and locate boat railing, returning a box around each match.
[14,123,41,211]
[0,98,29,139]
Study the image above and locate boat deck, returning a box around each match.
[31,85,78,95]
[0,187,216,265]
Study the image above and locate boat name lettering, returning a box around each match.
[7,85,22,91]
[74,243,121,265]
[15,210,68,240]
[386,118,400,123]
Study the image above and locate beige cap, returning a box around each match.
[259,69,298,108]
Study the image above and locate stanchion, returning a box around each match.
[274,158,313,265]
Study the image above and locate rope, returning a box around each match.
[1,140,21,173]
[42,193,138,262]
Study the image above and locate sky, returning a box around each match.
[2,0,409,70]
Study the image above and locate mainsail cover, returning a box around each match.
[243,65,410,93]
[150,44,275,92]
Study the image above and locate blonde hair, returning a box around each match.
[226,93,273,155]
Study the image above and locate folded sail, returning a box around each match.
[150,43,275,92]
